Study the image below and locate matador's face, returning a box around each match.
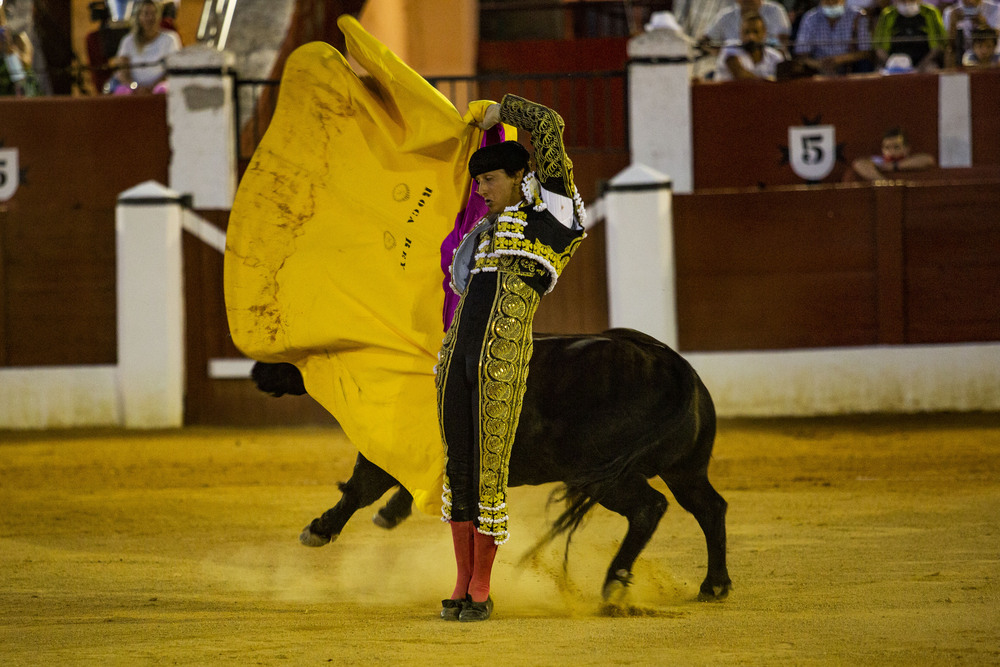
[475,168,525,215]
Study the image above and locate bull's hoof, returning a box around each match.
[298,524,337,547]
[601,569,633,602]
[697,579,732,602]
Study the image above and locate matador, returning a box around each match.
[436,94,586,622]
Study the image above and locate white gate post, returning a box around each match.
[627,21,695,194]
[604,164,678,348]
[116,181,187,428]
[166,46,237,209]
[938,72,972,168]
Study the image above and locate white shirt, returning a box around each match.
[714,41,786,80]
[115,30,182,88]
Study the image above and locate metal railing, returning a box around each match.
[198,0,240,50]
[234,77,279,165]
[234,70,628,166]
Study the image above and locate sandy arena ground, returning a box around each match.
[1,414,999,665]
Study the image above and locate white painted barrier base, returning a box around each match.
[4,343,997,428]
[688,343,1000,417]
[0,366,120,429]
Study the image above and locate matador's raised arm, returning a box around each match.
[497,94,577,201]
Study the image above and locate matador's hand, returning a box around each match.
[477,103,501,130]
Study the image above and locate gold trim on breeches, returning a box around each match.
[437,269,540,545]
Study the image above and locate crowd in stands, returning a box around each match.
[4,0,998,98]
[681,0,1000,81]
[0,0,181,97]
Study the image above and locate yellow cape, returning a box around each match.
[224,16,510,515]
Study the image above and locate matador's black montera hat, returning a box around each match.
[469,140,530,178]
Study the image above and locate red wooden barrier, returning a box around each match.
[0,96,169,367]
[691,69,1000,190]
[674,179,1000,352]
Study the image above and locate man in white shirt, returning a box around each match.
[714,12,787,80]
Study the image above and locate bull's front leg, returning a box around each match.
[300,453,401,546]
[372,486,414,529]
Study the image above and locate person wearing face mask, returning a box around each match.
[942,0,1000,66]
[873,0,947,71]
[795,0,875,74]
[714,12,787,80]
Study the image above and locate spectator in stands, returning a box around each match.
[962,26,1000,65]
[0,3,38,96]
[108,0,181,95]
[701,0,793,53]
[873,1,948,72]
[86,1,119,94]
[795,0,875,73]
[942,0,1000,66]
[159,1,183,36]
[714,12,787,80]
[850,127,935,180]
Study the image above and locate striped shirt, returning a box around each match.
[794,6,872,59]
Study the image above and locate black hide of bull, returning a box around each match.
[252,328,731,601]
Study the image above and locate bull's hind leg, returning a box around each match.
[596,474,669,600]
[300,453,400,547]
[662,472,731,601]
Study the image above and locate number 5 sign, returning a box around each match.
[788,125,835,181]
[0,147,19,202]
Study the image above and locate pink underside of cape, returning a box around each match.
[440,125,506,332]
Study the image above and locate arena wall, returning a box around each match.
[2,42,999,428]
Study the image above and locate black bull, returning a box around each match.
[252,328,731,601]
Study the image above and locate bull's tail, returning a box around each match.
[518,484,600,571]
[518,447,650,570]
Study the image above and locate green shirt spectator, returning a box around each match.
[873,1,948,71]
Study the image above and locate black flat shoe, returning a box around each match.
[440,595,469,621]
[458,596,493,622]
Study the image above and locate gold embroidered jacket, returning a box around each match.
[452,94,586,296]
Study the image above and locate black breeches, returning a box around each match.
[436,270,539,541]
[439,274,496,522]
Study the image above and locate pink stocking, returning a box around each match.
[449,520,475,600]
[468,529,499,603]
